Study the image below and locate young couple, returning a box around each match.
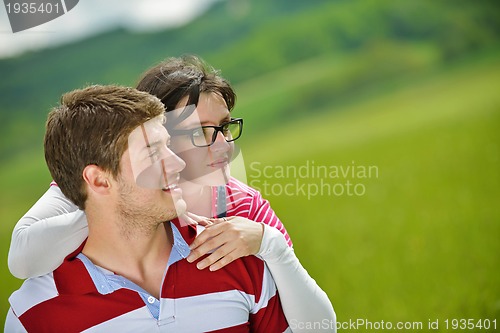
[6,55,336,332]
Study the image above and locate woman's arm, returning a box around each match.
[257,224,336,332]
[225,179,293,247]
[8,185,88,279]
[187,217,336,332]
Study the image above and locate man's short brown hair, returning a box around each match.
[44,85,164,209]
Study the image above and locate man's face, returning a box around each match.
[119,114,187,223]
[169,92,233,187]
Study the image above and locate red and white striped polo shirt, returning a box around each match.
[6,220,291,333]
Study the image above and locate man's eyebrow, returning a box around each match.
[143,139,164,149]
[146,141,159,148]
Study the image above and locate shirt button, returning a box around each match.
[148,296,155,304]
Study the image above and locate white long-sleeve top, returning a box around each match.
[8,186,88,278]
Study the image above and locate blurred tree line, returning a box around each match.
[0,0,499,159]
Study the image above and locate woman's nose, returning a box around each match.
[210,131,230,152]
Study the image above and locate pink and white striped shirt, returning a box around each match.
[213,177,292,247]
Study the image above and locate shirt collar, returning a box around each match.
[54,221,194,295]
[170,217,198,245]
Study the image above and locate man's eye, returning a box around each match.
[148,149,159,161]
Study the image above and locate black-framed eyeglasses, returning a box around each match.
[169,118,243,147]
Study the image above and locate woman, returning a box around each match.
[8,55,335,330]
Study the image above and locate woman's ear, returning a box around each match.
[82,165,111,195]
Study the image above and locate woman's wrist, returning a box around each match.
[256,223,289,261]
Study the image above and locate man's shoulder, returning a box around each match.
[9,272,58,317]
[9,260,146,332]
[9,256,92,319]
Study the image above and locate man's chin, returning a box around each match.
[159,195,187,222]
[172,198,187,217]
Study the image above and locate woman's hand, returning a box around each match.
[186,213,264,271]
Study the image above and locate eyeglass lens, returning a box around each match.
[193,121,241,147]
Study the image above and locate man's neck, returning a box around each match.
[81,214,173,299]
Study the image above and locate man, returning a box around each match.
[5,85,290,332]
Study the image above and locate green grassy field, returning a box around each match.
[1,53,499,331]
[239,54,500,329]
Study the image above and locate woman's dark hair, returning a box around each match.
[135,55,236,129]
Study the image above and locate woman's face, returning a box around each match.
[169,92,233,187]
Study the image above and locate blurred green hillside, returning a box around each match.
[1,0,499,157]
[1,0,500,331]
[241,53,500,327]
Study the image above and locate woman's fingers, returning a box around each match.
[187,222,229,262]
[186,217,264,271]
[195,243,235,270]
[184,212,212,226]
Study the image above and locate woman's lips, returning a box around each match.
[208,158,229,168]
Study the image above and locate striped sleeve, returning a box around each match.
[226,178,292,247]
[248,194,292,247]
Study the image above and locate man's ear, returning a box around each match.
[82,165,111,195]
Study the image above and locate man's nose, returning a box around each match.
[162,148,186,174]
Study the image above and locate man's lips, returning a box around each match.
[162,183,179,192]
[162,174,181,192]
